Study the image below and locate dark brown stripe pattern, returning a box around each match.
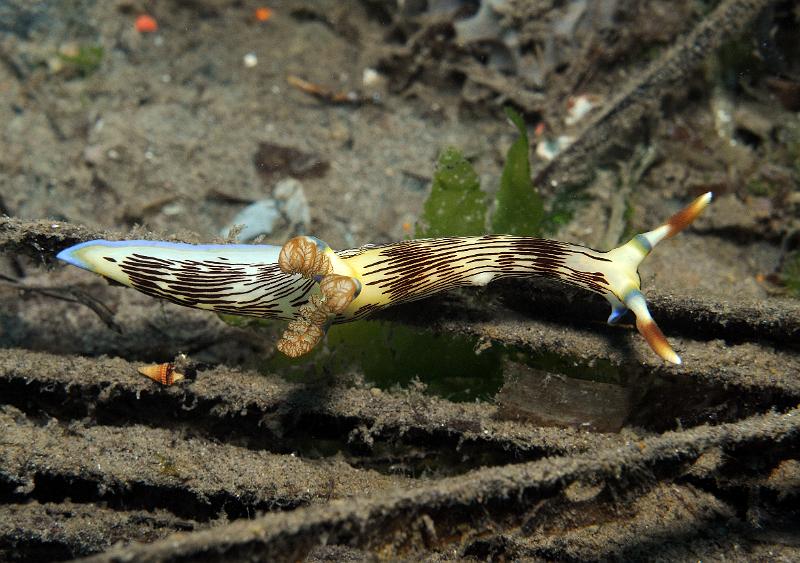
[347,235,612,320]
[118,253,314,319]
[115,236,613,323]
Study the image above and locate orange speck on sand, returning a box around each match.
[402,222,412,233]
[135,14,158,33]
[255,7,273,22]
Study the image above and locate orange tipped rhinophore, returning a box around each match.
[665,191,713,238]
[138,363,184,386]
[607,192,713,364]
[637,192,713,249]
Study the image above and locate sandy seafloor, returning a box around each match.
[1,1,799,561]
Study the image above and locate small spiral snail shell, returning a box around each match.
[138,363,185,386]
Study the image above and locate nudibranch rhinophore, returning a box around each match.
[57,192,712,364]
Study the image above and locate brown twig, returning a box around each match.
[0,273,121,333]
[286,74,378,106]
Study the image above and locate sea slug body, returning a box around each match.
[57,193,712,364]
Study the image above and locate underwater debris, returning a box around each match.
[243,52,258,68]
[496,362,631,432]
[766,77,800,112]
[135,14,158,34]
[56,43,104,77]
[362,67,382,88]
[0,273,121,333]
[535,135,573,161]
[565,94,603,126]
[286,75,376,106]
[535,0,775,189]
[220,178,310,242]
[416,0,620,90]
[253,141,329,182]
[221,199,280,241]
[454,0,506,45]
[254,7,273,23]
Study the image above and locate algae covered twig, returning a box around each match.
[82,406,800,562]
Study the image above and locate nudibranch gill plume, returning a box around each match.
[57,192,712,364]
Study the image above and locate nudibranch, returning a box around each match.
[57,192,712,364]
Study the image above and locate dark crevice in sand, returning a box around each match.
[0,349,619,477]
[6,472,298,522]
[0,501,200,562]
[0,404,410,525]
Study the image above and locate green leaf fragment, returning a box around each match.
[492,107,544,236]
[59,44,104,76]
[416,147,486,238]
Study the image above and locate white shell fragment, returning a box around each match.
[362,68,381,87]
[535,136,574,161]
[243,52,258,68]
[221,178,311,242]
[565,94,603,126]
